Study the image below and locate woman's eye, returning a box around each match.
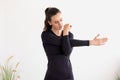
[55,22,58,24]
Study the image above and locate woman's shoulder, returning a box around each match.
[69,31,73,35]
[41,30,51,37]
[69,31,73,36]
[41,30,51,35]
[68,31,74,38]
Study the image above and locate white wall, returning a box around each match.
[0,0,120,80]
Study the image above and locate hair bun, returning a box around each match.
[45,7,51,15]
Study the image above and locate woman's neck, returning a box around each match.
[51,28,62,36]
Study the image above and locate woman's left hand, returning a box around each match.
[90,34,108,46]
[63,24,72,36]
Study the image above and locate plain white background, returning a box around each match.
[0,0,120,80]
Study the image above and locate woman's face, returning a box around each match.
[48,12,63,30]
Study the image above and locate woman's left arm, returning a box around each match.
[69,33,108,47]
[69,32,89,47]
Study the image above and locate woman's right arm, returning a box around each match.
[62,24,73,56]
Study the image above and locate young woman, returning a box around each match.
[41,7,108,80]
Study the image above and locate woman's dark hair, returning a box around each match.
[44,7,61,31]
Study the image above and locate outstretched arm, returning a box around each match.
[90,34,108,46]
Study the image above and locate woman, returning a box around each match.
[41,7,108,80]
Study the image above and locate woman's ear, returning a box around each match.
[48,21,52,25]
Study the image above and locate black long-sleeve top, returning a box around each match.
[41,30,89,80]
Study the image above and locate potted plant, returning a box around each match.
[0,56,20,80]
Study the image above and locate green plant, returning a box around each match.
[0,56,20,80]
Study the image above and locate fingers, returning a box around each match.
[99,38,108,45]
[103,38,108,42]
[64,24,72,29]
[101,38,108,43]
[93,34,100,40]
[64,23,72,26]
[63,24,72,32]
[91,34,108,46]
[69,24,72,27]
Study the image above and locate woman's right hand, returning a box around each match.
[63,24,72,36]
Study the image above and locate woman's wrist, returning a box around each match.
[90,40,94,45]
